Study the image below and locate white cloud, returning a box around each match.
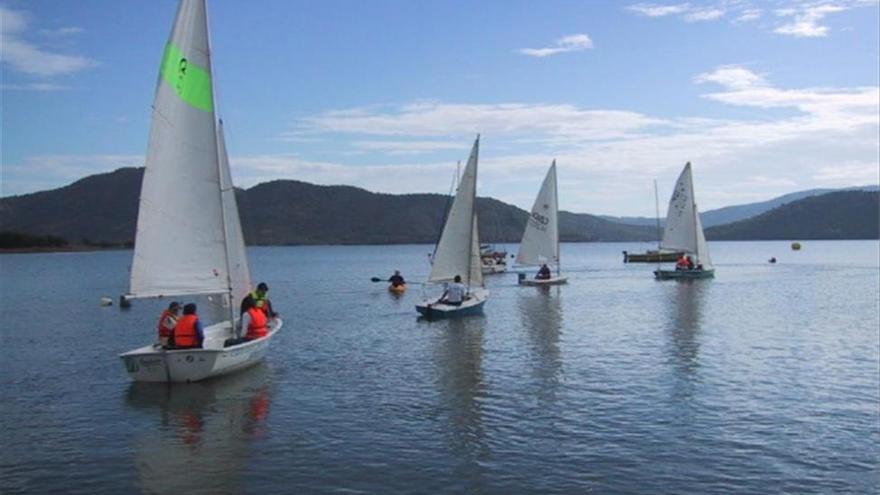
[626,3,691,17]
[519,34,593,57]
[683,8,725,22]
[0,6,96,77]
[352,140,471,155]
[1,82,71,91]
[736,9,763,22]
[774,4,845,37]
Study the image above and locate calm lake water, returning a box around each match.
[1,240,878,494]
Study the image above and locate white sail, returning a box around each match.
[217,120,252,302]
[516,160,559,267]
[469,213,484,288]
[660,163,698,255]
[429,137,480,285]
[694,205,713,269]
[130,0,229,298]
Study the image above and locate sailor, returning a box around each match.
[240,282,276,317]
[172,303,204,349]
[536,263,551,280]
[675,254,690,271]
[241,298,268,341]
[439,275,466,306]
[388,270,406,287]
[156,301,181,347]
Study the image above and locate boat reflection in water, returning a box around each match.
[124,364,272,494]
[430,317,489,486]
[518,288,564,404]
[662,280,707,385]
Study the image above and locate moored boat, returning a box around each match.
[623,250,683,263]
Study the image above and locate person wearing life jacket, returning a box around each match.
[156,301,181,347]
[239,282,276,317]
[675,254,690,271]
[172,303,204,349]
[240,298,269,341]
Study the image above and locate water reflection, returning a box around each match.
[662,281,707,377]
[518,288,564,403]
[124,365,272,494]
[430,317,489,487]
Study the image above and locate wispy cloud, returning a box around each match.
[0,5,96,78]
[625,1,877,36]
[1,82,72,91]
[518,34,593,57]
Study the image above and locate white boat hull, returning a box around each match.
[481,262,507,274]
[120,318,283,383]
[518,275,568,286]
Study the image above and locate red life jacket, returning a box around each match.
[174,314,200,348]
[246,307,268,340]
[157,310,176,338]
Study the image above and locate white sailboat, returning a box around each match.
[516,160,568,286]
[653,162,715,280]
[416,137,489,318]
[119,0,282,382]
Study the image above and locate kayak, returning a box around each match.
[388,284,407,294]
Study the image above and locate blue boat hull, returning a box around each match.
[654,268,715,280]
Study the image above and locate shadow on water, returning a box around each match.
[429,316,489,490]
[124,364,272,495]
[517,287,564,404]
[662,280,707,382]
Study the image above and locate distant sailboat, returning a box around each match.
[653,162,715,280]
[416,137,489,318]
[119,0,282,382]
[516,160,567,286]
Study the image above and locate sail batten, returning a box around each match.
[516,161,559,267]
[428,137,482,287]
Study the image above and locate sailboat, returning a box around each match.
[119,0,282,382]
[653,162,715,280]
[416,137,489,318]
[516,160,568,286]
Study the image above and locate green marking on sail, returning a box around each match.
[160,43,214,112]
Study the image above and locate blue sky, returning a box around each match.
[2,0,878,216]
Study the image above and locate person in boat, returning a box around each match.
[388,270,406,287]
[156,301,180,347]
[439,275,467,306]
[536,263,552,280]
[171,303,204,349]
[686,256,695,270]
[240,282,276,317]
[240,297,269,341]
[675,254,690,271]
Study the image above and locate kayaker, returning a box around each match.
[388,270,406,287]
[439,275,466,306]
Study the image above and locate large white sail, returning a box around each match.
[130,0,229,298]
[429,137,479,285]
[660,163,698,255]
[516,160,559,267]
[217,119,252,302]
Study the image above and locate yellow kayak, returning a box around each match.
[388,284,407,294]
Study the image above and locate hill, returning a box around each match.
[0,167,655,246]
[705,191,879,240]
[601,185,879,228]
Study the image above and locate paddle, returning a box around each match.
[370,277,385,282]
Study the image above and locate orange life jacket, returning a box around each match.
[174,314,200,348]
[157,310,176,337]
[246,307,268,340]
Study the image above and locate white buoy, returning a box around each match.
[100,297,113,306]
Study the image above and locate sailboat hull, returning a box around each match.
[518,275,568,286]
[416,289,488,319]
[653,269,715,280]
[120,318,283,383]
